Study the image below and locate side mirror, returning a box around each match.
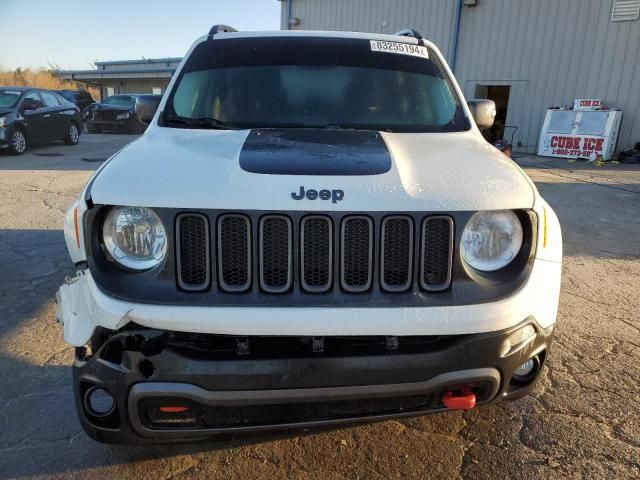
[467,99,496,130]
[135,96,162,124]
[22,98,40,112]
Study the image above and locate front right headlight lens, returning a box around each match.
[102,206,167,270]
[461,210,523,272]
[0,115,6,127]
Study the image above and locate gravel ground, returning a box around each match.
[0,136,638,479]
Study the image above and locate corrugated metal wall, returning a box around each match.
[282,0,640,153]
[455,0,640,152]
[285,0,457,58]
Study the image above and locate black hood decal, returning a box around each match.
[239,128,392,175]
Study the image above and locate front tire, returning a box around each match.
[8,128,27,155]
[64,123,80,145]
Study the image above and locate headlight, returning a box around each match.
[102,206,167,270]
[461,210,523,272]
[0,115,6,127]
[116,112,130,120]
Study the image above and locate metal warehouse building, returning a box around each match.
[280,0,640,153]
[57,57,181,101]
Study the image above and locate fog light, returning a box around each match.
[84,386,115,417]
[510,353,544,388]
[515,359,535,377]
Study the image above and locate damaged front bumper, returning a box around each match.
[57,263,558,444]
[73,320,553,444]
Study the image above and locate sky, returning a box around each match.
[0,0,282,70]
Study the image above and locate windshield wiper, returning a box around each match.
[164,113,238,130]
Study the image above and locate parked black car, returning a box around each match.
[0,86,82,155]
[85,94,161,134]
[56,90,95,115]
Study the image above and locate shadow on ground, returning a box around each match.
[534,182,640,259]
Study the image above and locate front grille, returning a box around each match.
[217,215,251,292]
[94,110,122,121]
[175,212,454,295]
[301,216,333,293]
[176,214,210,291]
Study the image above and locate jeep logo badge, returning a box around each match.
[291,186,344,204]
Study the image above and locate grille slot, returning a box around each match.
[420,216,454,291]
[176,214,210,291]
[341,216,373,292]
[380,216,414,292]
[300,216,333,293]
[259,215,293,293]
[217,215,251,292]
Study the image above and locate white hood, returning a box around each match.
[89,127,535,211]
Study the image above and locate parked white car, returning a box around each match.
[57,26,562,444]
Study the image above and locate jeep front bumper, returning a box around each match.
[73,320,553,444]
[59,249,560,443]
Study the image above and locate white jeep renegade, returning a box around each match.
[57,26,562,444]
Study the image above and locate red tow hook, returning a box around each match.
[441,388,476,410]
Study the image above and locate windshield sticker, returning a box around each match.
[370,40,429,59]
[4,91,22,95]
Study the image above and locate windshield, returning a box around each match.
[166,37,468,132]
[0,89,23,108]
[103,95,136,108]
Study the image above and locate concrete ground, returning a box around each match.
[0,135,638,479]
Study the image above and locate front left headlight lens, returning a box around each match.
[461,210,523,272]
[0,115,6,127]
[116,112,130,120]
[103,206,167,270]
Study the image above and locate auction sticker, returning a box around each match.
[370,40,429,59]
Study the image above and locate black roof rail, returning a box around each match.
[394,28,423,39]
[208,24,237,38]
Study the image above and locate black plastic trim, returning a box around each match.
[259,215,293,294]
[300,215,333,293]
[83,386,117,418]
[175,213,211,292]
[380,215,414,293]
[207,24,237,38]
[340,215,373,293]
[128,369,499,437]
[217,214,252,292]
[420,215,454,292]
[71,318,554,443]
